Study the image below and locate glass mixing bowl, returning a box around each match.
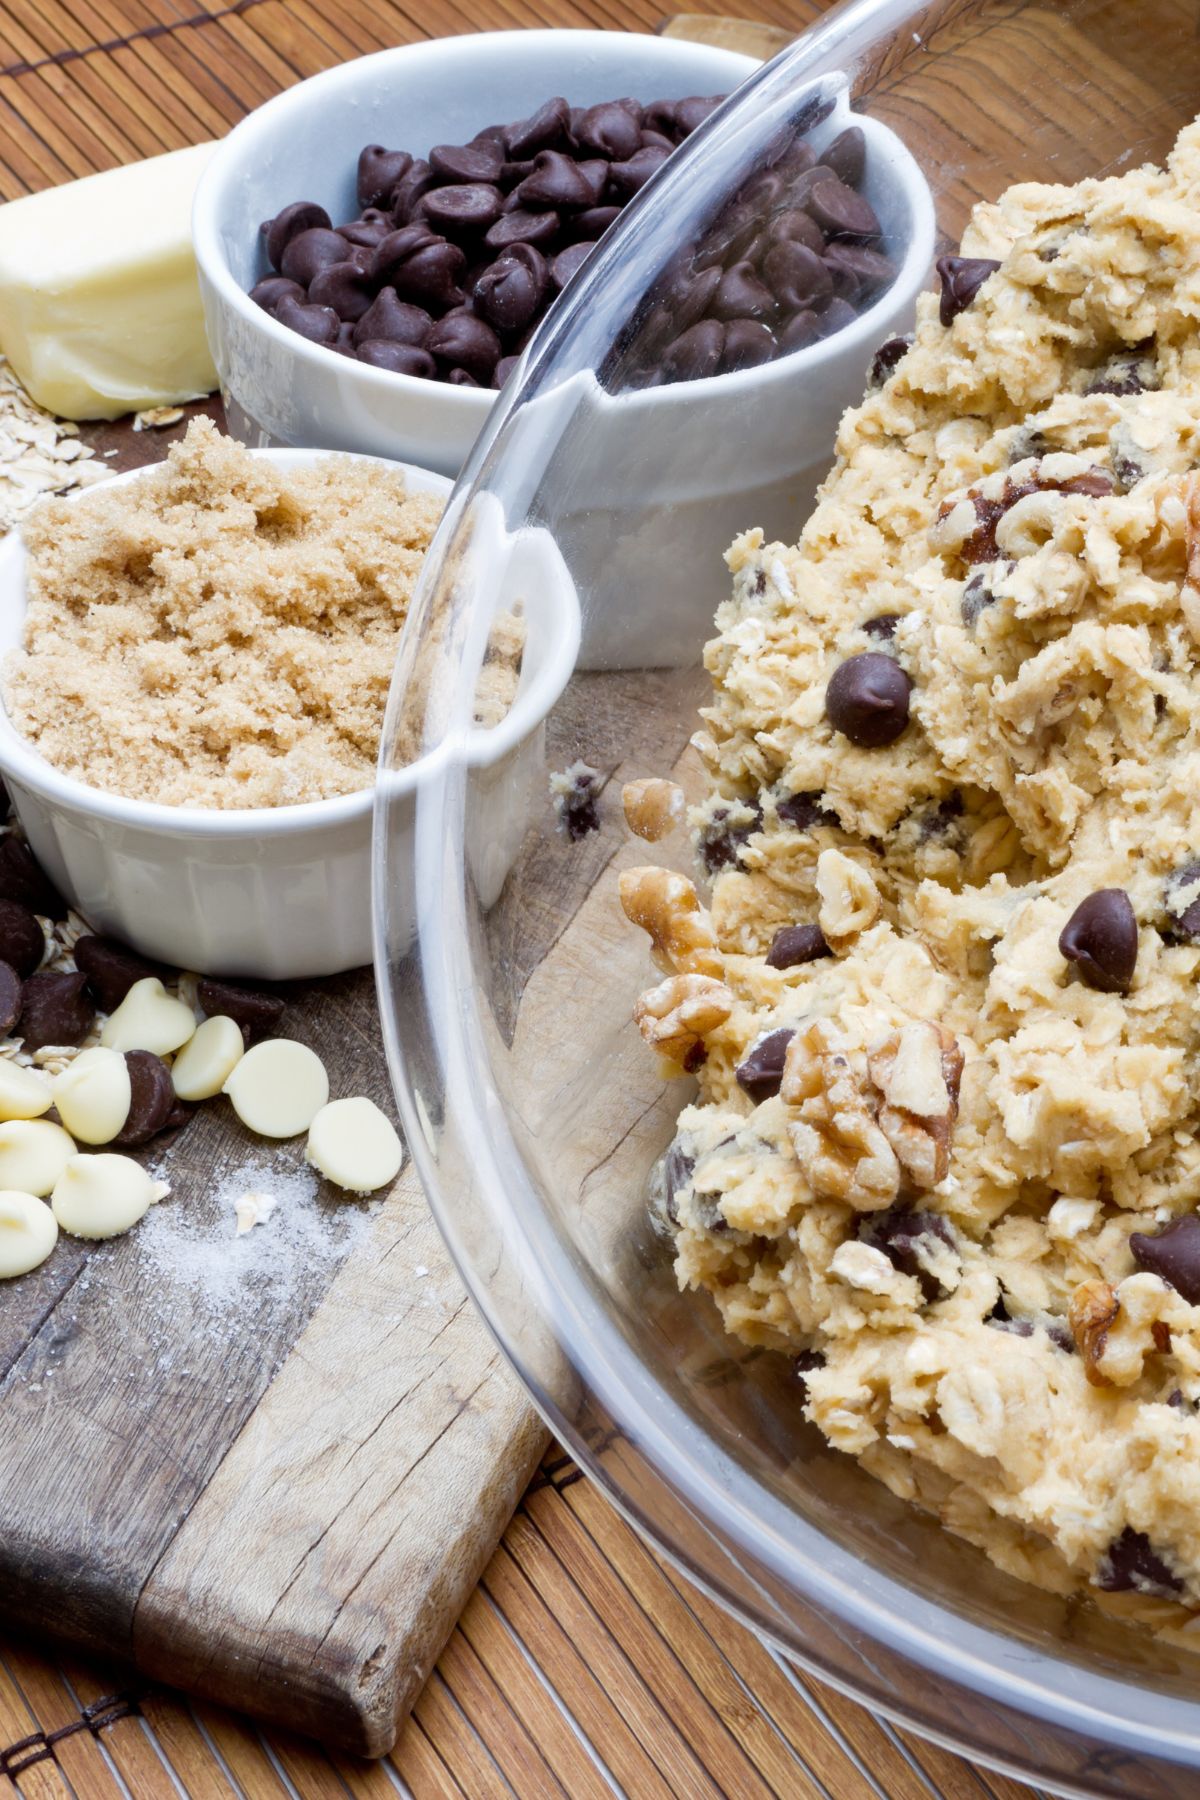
[375,3,1200,1792]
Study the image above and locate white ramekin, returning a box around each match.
[192,30,758,476]
[0,450,579,980]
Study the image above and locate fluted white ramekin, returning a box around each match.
[0,449,578,979]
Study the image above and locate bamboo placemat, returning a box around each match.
[0,0,1050,1793]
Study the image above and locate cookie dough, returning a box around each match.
[628,118,1200,1628]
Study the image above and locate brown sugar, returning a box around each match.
[5,419,443,809]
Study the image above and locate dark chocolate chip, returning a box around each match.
[351,289,432,348]
[735,1027,794,1103]
[279,227,349,287]
[515,149,595,211]
[571,204,621,241]
[721,319,777,372]
[1130,1213,1200,1305]
[661,319,725,382]
[765,923,831,969]
[274,296,340,346]
[776,790,838,831]
[18,971,91,1051]
[861,1204,956,1301]
[549,241,596,293]
[936,255,1001,325]
[862,612,901,640]
[661,265,720,333]
[1058,889,1137,994]
[660,1137,696,1226]
[711,261,777,323]
[823,126,866,185]
[555,765,601,840]
[869,333,912,387]
[336,218,389,250]
[264,201,331,271]
[825,652,912,747]
[356,341,438,376]
[73,935,164,1011]
[698,800,762,871]
[1095,1526,1182,1598]
[777,310,823,354]
[0,962,20,1033]
[606,146,670,199]
[249,275,305,313]
[484,208,561,252]
[113,1049,176,1147]
[426,310,502,383]
[643,99,678,139]
[823,242,893,305]
[390,159,435,223]
[357,146,413,210]
[421,183,504,236]
[576,160,610,206]
[806,177,879,240]
[198,976,285,1045]
[505,97,572,159]
[1166,862,1200,941]
[575,101,642,161]
[307,261,374,322]
[761,241,832,311]
[770,208,825,256]
[674,95,724,136]
[0,901,43,979]
[961,571,997,630]
[493,354,522,388]
[793,1348,824,1392]
[475,243,549,332]
[0,838,63,917]
[815,295,859,337]
[430,140,505,185]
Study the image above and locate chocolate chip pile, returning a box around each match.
[251,93,726,388]
[603,115,896,388]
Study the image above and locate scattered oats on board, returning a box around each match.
[132,405,185,432]
[0,356,106,534]
[234,1190,277,1236]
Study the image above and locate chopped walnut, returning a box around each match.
[782,1018,900,1211]
[622,778,686,843]
[815,848,881,951]
[633,973,733,1067]
[868,1023,964,1189]
[619,866,723,979]
[1069,1278,1120,1387]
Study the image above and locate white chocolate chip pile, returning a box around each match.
[0,1189,56,1277]
[224,1040,329,1139]
[306,1096,404,1195]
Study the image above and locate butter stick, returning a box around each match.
[0,144,219,420]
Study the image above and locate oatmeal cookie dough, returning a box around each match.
[5,419,443,809]
[629,117,1200,1627]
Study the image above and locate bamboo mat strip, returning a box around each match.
[0,0,1047,1793]
[0,1449,1045,1798]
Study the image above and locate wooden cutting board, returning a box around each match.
[0,402,546,1759]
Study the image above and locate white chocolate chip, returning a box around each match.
[100,977,197,1057]
[223,1039,329,1138]
[0,1119,77,1196]
[0,1190,57,1277]
[172,1015,244,1101]
[51,1153,168,1240]
[51,1046,131,1145]
[306,1096,404,1194]
[0,1059,53,1121]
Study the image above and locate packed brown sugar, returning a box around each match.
[4,419,443,809]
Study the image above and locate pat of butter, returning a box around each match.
[0,144,219,420]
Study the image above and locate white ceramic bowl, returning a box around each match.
[192,30,758,476]
[0,450,580,980]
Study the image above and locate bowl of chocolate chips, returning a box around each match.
[193,29,759,474]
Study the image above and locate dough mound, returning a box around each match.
[661,117,1200,1627]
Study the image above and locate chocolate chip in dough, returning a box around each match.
[1130,1212,1200,1305]
[734,1027,795,1103]
[698,800,762,872]
[18,971,91,1051]
[961,570,998,630]
[1058,889,1137,994]
[861,1204,955,1301]
[659,1137,696,1227]
[264,201,331,271]
[553,764,602,841]
[73,935,165,1012]
[936,254,1001,325]
[197,976,285,1046]
[1095,1526,1183,1597]
[868,333,912,387]
[825,652,912,747]
[1164,861,1200,941]
[793,1348,824,1393]
[776,790,838,831]
[862,612,902,641]
[0,901,43,979]
[765,923,831,969]
[0,837,63,918]
[112,1050,176,1147]
[0,962,21,1034]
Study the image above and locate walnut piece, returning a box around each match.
[782,1018,900,1211]
[1069,1278,1120,1387]
[619,866,722,979]
[815,848,882,951]
[622,778,685,843]
[868,1023,964,1189]
[633,973,733,1067]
